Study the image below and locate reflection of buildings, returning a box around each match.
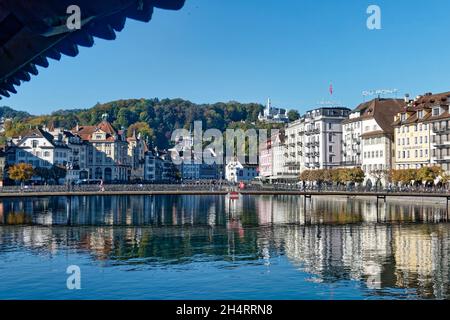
[1,195,450,298]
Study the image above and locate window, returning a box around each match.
[328,123,332,130]
[433,107,440,116]
[425,136,428,143]
[329,134,333,142]
[329,146,333,152]
[415,150,418,157]
[418,111,423,119]
[32,140,38,148]
[420,150,423,157]
[380,150,383,157]
[415,137,418,144]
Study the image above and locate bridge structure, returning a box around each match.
[0,0,185,99]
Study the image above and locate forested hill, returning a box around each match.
[1,98,292,149]
[0,106,30,120]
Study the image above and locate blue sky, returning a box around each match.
[3,0,450,115]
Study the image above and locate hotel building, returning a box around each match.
[302,107,350,170]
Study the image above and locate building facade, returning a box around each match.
[72,114,130,181]
[356,98,405,185]
[303,107,350,170]
[393,95,433,171]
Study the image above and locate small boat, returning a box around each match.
[228,191,240,200]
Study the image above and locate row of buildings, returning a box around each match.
[0,113,177,184]
[258,91,450,186]
[1,91,450,185]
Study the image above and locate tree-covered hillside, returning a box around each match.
[1,98,287,149]
[0,106,30,120]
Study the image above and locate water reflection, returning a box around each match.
[0,194,449,299]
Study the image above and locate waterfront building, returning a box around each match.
[71,114,130,181]
[302,107,350,170]
[46,126,90,181]
[392,93,437,171]
[258,136,273,181]
[271,131,289,181]
[14,127,70,170]
[258,98,289,123]
[127,130,147,181]
[284,118,304,179]
[225,159,258,183]
[144,147,178,182]
[421,92,450,173]
[356,98,405,186]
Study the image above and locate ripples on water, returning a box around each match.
[0,194,449,299]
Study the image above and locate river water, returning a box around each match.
[0,194,449,299]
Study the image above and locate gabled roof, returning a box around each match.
[72,120,119,142]
[16,127,69,148]
[343,98,406,133]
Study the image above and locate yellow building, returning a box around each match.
[392,97,433,169]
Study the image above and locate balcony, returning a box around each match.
[305,128,320,135]
[432,137,449,147]
[432,126,450,134]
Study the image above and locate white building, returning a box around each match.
[285,118,305,178]
[303,107,350,170]
[14,128,70,169]
[258,98,289,123]
[357,98,405,186]
[225,159,258,183]
[271,132,289,181]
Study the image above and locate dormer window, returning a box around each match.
[432,107,440,116]
[400,113,406,121]
[418,110,424,119]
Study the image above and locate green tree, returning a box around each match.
[287,110,300,122]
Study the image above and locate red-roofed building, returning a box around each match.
[71,113,130,181]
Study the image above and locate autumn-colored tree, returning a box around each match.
[8,163,34,185]
[299,170,311,181]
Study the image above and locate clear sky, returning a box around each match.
[3,0,450,115]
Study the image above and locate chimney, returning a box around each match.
[404,93,410,103]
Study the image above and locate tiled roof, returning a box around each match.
[0,0,185,99]
[343,98,406,133]
[72,120,119,142]
[393,91,450,125]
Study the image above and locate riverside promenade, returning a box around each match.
[0,184,450,200]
